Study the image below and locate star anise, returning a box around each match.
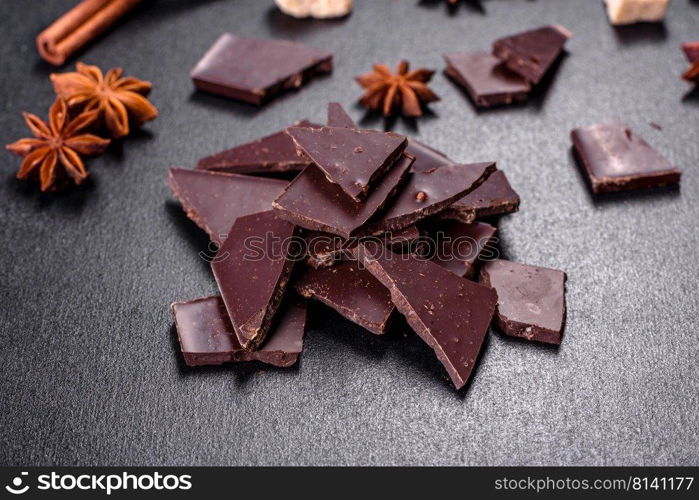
[51,62,158,139]
[6,98,110,192]
[683,61,699,83]
[356,60,439,117]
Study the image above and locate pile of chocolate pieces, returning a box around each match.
[169,103,567,390]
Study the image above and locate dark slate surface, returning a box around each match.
[1,0,697,466]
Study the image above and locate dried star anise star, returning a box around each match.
[356,60,439,117]
[51,62,158,139]
[6,98,110,192]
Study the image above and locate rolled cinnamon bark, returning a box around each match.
[36,0,143,66]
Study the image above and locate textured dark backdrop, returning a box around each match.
[1,0,697,466]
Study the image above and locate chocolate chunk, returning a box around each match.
[286,126,407,201]
[682,41,699,63]
[305,225,421,268]
[168,167,287,243]
[171,296,306,367]
[492,25,571,85]
[362,162,496,235]
[426,220,497,279]
[479,260,566,345]
[327,102,357,128]
[211,211,300,349]
[196,120,321,173]
[354,243,498,390]
[273,154,413,239]
[440,170,520,223]
[190,34,333,105]
[444,52,530,108]
[407,139,453,173]
[293,261,395,335]
[571,121,681,194]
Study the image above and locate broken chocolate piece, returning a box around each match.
[407,139,453,173]
[293,261,395,335]
[604,0,670,25]
[191,34,333,105]
[479,259,566,345]
[171,296,306,367]
[362,162,496,235]
[305,225,421,268]
[273,154,413,239]
[444,52,530,108]
[196,120,321,173]
[327,102,357,128]
[440,170,520,223]
[492,25,571,85]
[354,243,498,390]
[211,211,300,350]
[426,220,497,279]
[168,167,287,243]
[286,126,407,201]
[571,121,681,194]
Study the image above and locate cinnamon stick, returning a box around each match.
[36,0,144,66]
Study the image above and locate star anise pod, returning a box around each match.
[356,60,439,117]
[50,62,158,139]
[683,61,699,83]
[6,98,110,192]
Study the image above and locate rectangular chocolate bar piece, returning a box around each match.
[191,34,333,105]
[293,261,395,335]
[273,155,414,239]
[480,260,566,345]
[444,52,530,108]
[211,211,300,349]
[168,167,287,243]
[196,120,321,173]
[286,126,407,201]
[492,25,571,85]
[171,295,306,367]
[361,162,496,235]
[440,170,520,223]
[571,121,681,194]
[354,243,497,390]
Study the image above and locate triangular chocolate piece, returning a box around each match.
[492,25,572,85]
[441,170,520,223]
[354,243,498,390]
[362,162,496,235]
[407,139,453,173]
[211,211,299,349]
[327,102,357,128]
[196,120,321,174]
[168,167,287,243]
[171,296,306,367]
[286,126,407,201]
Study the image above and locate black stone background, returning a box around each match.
[1,0,697,466]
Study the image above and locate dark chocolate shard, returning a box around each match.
[571,121,681,194]
[168,167,287,243]
[196,120,321,174]
[191,34,333,105]
[440,170,520,223]
[293,261,395,335]
[492,25,572,85]
[479,259,566,345]
[171,296,306,367]
[407,139,453,173]
[305,226,421,268]
[354,243,498,390]
[444,52,530,108]
[361,162,496,235]
[273,154,414,239]
[327,102,357,128]
[211,211,300,349]
[425,220,497,279]
[286,126,407,201]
